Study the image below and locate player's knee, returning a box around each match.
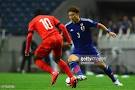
[95,61,106,69]
[68,54,79,63]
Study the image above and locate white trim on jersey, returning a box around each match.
[65,21,72,27]
[80,18,94,23]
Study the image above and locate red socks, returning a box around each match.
[57,59,73,78]
[35,59,73,78]
[35,59,53,74]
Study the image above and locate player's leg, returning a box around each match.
[95,60,117,82]
[34,42,53,74]
[90,46,123,86]
[68,54,86,80]
[53,52,77,88]
[20,55,27,73]
[52,35,77,88]
[34,56,53,74]
[52,40,73,78]
[91,47,117,82]
[34,41,59,85]
[27,55,32,72]
[34,55,59,85]
[95,60,123,86]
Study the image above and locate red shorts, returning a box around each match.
[34,34,63,58]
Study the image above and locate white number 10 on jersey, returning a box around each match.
[39,18,53,30]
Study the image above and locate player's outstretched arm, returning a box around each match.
[52,16,72,44]
[25,32,33,56]
[58,23,72,44]
[97,23,117,38]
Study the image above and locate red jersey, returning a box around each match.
[28,15,61,40]
[25,15,72,54]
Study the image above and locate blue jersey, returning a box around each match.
[66,18,99,56]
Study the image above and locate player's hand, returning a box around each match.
[108,32,117,38]
[68,43,72,47]
[25,51,29,56]
[67,43,72,49]
[63,42,72,48]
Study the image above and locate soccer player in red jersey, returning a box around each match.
[25,9,77,88]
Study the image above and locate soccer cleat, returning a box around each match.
[51,71,59,85]
[114,79,123,86]
[76,75,87,81]
[70,76,77,88]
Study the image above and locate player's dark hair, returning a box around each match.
[67,6,80,13]
[34,9,46,17]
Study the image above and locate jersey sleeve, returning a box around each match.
[28,21,35,32]
[65,22,71,32]
[52,16,60,27]
[87,19,98,28]
[65,25,69,31]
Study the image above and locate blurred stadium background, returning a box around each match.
[0,0,135,76]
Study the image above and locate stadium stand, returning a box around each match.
[0,0,64,35]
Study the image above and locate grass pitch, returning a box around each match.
[0,73,134,90]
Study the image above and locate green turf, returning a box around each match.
[0,73,134,90]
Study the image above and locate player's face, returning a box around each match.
[68,12,80,23]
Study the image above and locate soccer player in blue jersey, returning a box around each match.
[65,6,123,86]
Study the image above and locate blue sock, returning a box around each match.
[69,61,83,75]
[103,66,116,82]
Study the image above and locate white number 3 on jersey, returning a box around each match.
[77,32,80,38]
